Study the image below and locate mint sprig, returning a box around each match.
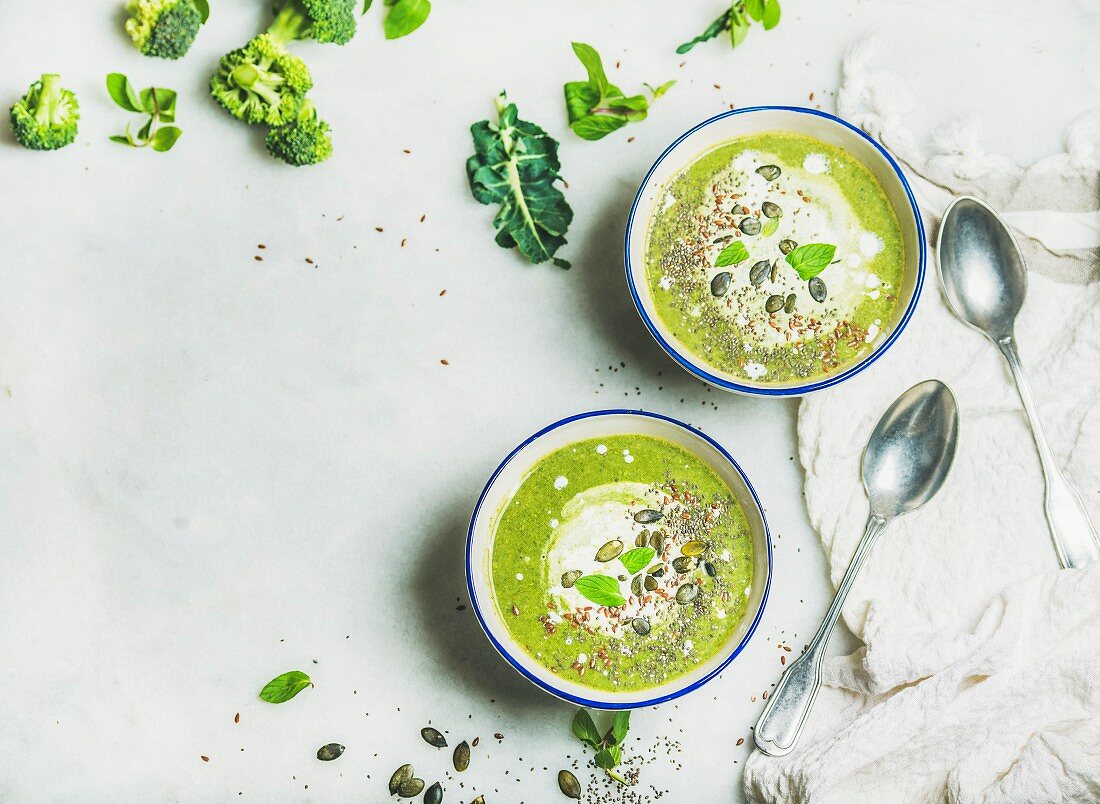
[564,42,674,142]
[677,0,782,55]
[572,709,631,785]
[105,73,181,152]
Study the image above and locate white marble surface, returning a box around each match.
[0,1,1095,801]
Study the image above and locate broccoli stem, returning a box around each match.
[36,73,63,127]
[267,2,309,44]
[229,64,285,108]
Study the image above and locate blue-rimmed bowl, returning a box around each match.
[465,409,772,710]
[625,106,926,396]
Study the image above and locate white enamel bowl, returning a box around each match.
[465,409,772,710]
[625,105,926,397]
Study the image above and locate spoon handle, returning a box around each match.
[997,336,1100,569]
[753,514,889,756]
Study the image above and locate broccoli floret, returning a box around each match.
[265,100,333,166]
[210,34,312,126]
[268,0,357,46]
[124,0,203,60]
[9,73,79,151]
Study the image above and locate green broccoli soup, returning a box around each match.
[489,434,754,693]
[645,131,906,384]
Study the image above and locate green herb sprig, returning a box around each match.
[106,73,182,151]
[572,708,631,785]
[564,43,673,142]
[466,91,573,269]
[362,0,431,39]
[259,670,312,703]
[677,0,781,55]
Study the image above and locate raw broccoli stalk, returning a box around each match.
[124,0,203,60]
[268,0,357,46]
[210,34,313,126]
[9,73,79,151]
[265,100,333,166]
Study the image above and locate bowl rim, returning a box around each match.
[464,408,773,710]
[624,104,927,397]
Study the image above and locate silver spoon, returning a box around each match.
[754,380,959,757]
[937,196,1099,569]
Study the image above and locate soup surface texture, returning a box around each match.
[490,434,754,693]
[644,131,905,384]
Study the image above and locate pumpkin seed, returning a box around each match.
[632,617,651,635]
[739,216,761,236]
[765,295,785,313]
[398,778,425,797]
[808,276,827,302]
[634,509,662,524]
[421,727,447,749]
[681,540,706,557]
[558,769,582,800]
[649,531,665,551]
[453,741,470,772]
[770,260,779,283]
[749,259,770,287]
[676,583,699,604]
[561,570,581,589]
[779,238,797,255]
[631,575,643,597]
[651,567,665,578]
[389,764,413,795]
[644,575,658,592]
[672,556,695,574]
[712,234,733,244]
[595,540,624,562]
[425,782,443,804]
[761,201,782,218]
[472,798,485,804]
[756,164,781,181]
[710,271,732,297]
[316,743,344,761]
[784,293,797,314]
[704,561,717,577]
[635,529,649,548]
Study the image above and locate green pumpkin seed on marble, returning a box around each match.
[672,556,696,574]
[808,276,827,303]
[739,216,762,236]
[710,271,732,297]
[704,561,717,577]
[784,293,797,314]
[651,566,665,578]
[749,260,770,287]
[421,727,448,749]
[635,529,650,548]
[471,797,485,804]
[681,540,706,557]
[676,583,699,604]
[756,164,781,181]
[644,575,658,592]
[761,201,782,219]
[634,509,663,524]
[558,769,582,800]
[389,764,413,795]
[712,234,733,244]
[779,238,797,255]
[765,295,785,314]
[632,617,651,635]
[316,743,344,761]
[561,570,581,589]
[631,575,644,597]
[453,741,470,772]
[595,540,624,562]
[425,782,443,804]
[398,778,425,797]
[770,260,779,283]
[649,531,665,551]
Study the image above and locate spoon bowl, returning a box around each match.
[863,380,960,519]
[936,196,1026,340]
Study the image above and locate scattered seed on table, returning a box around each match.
[421,727,448,748]
[234,713,240,724]
[375,227,383,232]
[316,743,344,761]
[257,244,266,249]
[200,756,210,763]
[398,778,425,797]
[424,782,443,804]
[471,737,480,747]
[403,149,411,154]
[558,769,581,799]
[494,733,504,740]
[389,764,413,795]
[713,83,721,89]
[254,255,263,262]
[453,740,470,772]
[401,238,407,247]
[305,257,314,264]
[439,289,446,296]
[420,214,426,222]
[736,737,745,746]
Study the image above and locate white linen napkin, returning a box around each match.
[743,39,1100,803]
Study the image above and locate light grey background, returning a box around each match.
[1,0,1096,801]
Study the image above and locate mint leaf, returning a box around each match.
[193,0,210,23]
[572,709,602,747]
[105,73,142,113]
[150,126,182,152]
[715,241,750,267]
[384,0,430,39]
[677,9,731,54]
[573,575,626,607]
[645,80,676,100]
[571,42,610,97]
[259,670,311,703]
[466,92,573,268]
[610,710,630,745]
[761,217,779,238]
[620,547,656,575]
[571,114,627,141]
[785,243,837,280]
[762,0,782,30]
